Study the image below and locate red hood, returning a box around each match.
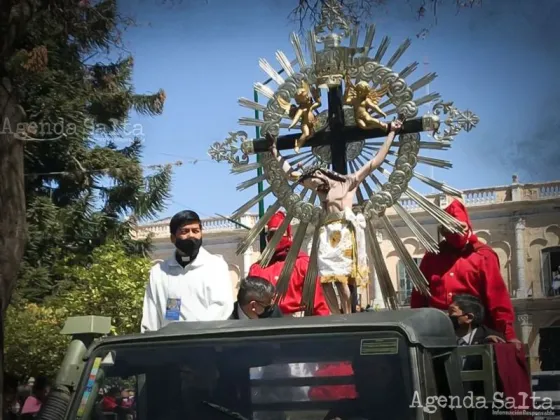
[270,239,307,264]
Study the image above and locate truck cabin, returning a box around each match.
[63,308,494,420]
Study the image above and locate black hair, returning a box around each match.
[297,166,346,183]
[32,376,51,393]
[169,210,201,235]
[237,276,276,305]
[452,294,485,327]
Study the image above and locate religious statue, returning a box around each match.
[267,119,403,314]
[343,73,390,131]
[277,80,322,153]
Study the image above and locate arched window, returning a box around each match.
[397,258,422,306]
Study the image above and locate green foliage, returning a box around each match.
[3,0,172,302]
[5,243,151,379]
[58,243,151,333]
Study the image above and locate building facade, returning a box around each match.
[134,177,560,371]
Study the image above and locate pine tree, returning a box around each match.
[0,0,172,395]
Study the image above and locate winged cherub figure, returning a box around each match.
[344,73,389,131]
[277,80,322,154]
[266,119,403,315]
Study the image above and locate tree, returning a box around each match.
[5,243,151,379]
[1,0,171,405]
[290,0,484,36]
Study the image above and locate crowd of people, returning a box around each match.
[6,200,523,419]
[141,201,520,348]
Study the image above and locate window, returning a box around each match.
[541,247,560,297]
[72,331,415,420]
[397,258,422,305]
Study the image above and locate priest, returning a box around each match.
[248,211,330,317]
[410,199,520,343]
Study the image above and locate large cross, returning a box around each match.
[244,103,436,175]
[250,87,435,312]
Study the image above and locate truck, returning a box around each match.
[37,308,507,420]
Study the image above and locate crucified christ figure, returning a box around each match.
[267,119,403,314]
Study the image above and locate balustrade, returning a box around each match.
[135,180,560,237]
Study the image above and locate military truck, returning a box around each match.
[37,308,503,420]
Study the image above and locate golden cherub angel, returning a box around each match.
[343,73,389,131]
[277,80,321,153]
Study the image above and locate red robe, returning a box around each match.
[248,248,330,316]
[410,241,517,341]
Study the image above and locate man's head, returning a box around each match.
[237,276,276,319]
[448,294,485,335]
[440,200,476,250]
[169,210,203,260]
[296,167,345,192]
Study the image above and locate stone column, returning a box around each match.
[515,217,527,298]
[373,230,385,309]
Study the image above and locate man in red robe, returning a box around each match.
[410,199,520,343]
[248,211,330,317]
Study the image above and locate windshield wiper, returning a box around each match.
[202,400,251,420]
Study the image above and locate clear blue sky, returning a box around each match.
[118,0,559,220]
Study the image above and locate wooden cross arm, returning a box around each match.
[242,115,440,155]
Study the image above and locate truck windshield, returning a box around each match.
[72,330,415,420]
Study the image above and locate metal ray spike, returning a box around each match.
[365,220,399,310]
[275,51,295,76]
[307,30,317,65]
[399,62,418,79]
[349,26,359,50]
[238,117,263,127]
[238,97,266,112]
[301,213,325,315]
[386,38,411,69]
[259,213,294,267]
[287,153,314,168]
[235,189,304,255]
[417,156,452,169]
[373,166,462,232]
[402,186,463,233]
[230,186,273,220]
[361,24,376,55]
[290,33,307,69]
[231,162,261,174]
[236,173,267,191]
[380,215,431,296]
[259,189,308,266]
[259,58,285,85]
[409,72,438,92]
[412,171,463,197]
[392,202,440,254]
[253,82,275,99]
[373,36,390,63]
[275,216,311,299]
[236,201,282,255]
[415,92,441,107]
[364,141,449,151]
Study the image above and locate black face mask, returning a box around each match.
[258,305,275,319]
[449,314,461,330]
[175,237,202,263]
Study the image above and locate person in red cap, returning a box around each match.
[248,211,330,316]
[410,199,520,343]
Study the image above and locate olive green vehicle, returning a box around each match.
[37,308,501,420]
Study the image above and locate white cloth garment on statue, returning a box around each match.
[316,207,369,286]
[140,247,234,332]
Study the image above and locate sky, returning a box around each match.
[116,0,560,220]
